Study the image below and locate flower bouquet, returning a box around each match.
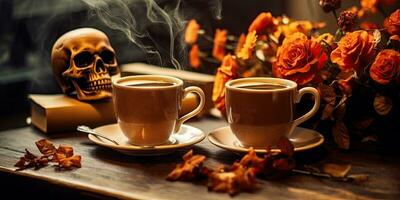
[184,0,400,149]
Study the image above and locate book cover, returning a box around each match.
[29,94,116,133]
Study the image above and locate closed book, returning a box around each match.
[29,94,116,133]
[29,93,199,133]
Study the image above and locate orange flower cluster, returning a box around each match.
[184,19,200,45]
[212,29,228,61]
[212,55,238,114]
[273,32,327,85]
[248,12,276,34]
[331,30,376,72]
[237,31,257,60]
[189,45,201,69]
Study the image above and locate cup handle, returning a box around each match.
[290,87,320,136]
[174,86,205,133]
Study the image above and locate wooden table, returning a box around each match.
[0,117,399,200]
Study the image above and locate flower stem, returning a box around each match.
[332,10,339,24]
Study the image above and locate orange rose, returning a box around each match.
[384,9,400,36]
[189,44,201,69]
[212,55,238,113]
[184,19,200,45]
[212,29,227,61]
[237,31,257,60]
[369,49,400,85]
[248,12,276,34]
[331,30,375,72]
[273,32,327,85]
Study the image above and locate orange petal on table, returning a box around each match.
[237,31,257,60]
[184,19,200,45]
[212,29,228,61]
[248,12,274,34]
[189,44,201,69]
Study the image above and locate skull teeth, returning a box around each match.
[86,78,112,91]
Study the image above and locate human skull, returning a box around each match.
[51,28,119,101]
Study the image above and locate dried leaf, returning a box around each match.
[321,104,335,120]
[167,150,207,181]
[348,174,369,183]
[208,163,258,195]
[14,149,49,171]
[239,148,265,169]
[35,139,56,156]
[58,155,82,169]
[333,102,346,120]
[56,145,74,158]
[16,139,81,171]
[373,94,392,115]
[354,117,374,130]
[332,121,350,149]
[361,135,378,143]
[318,84,336,105]
[322,163,351,178]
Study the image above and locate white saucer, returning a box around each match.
[89,124,206,156]
[208,126,324,154]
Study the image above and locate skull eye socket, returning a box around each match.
[100,50,115,64]
[73,51,93,68]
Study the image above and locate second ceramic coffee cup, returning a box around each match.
[112,75,205,146]
[225,77,320,148]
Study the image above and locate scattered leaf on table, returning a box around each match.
[167,150,207,181]
[35,139,56,156]
[15,139,81,171]
[348,174,369,183]
[208,163,258,195]
[322,163,351,178]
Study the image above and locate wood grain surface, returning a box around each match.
[0,117,399,200]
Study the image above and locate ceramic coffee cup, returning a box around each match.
[112,75,205,146]
[225,77,320,148]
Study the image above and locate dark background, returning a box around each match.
[0,0,287,130]
[1,0,389,130]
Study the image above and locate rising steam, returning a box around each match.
[82,0,223,70]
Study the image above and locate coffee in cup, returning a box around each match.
[112,75,205,146]
[225,77,320,148]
